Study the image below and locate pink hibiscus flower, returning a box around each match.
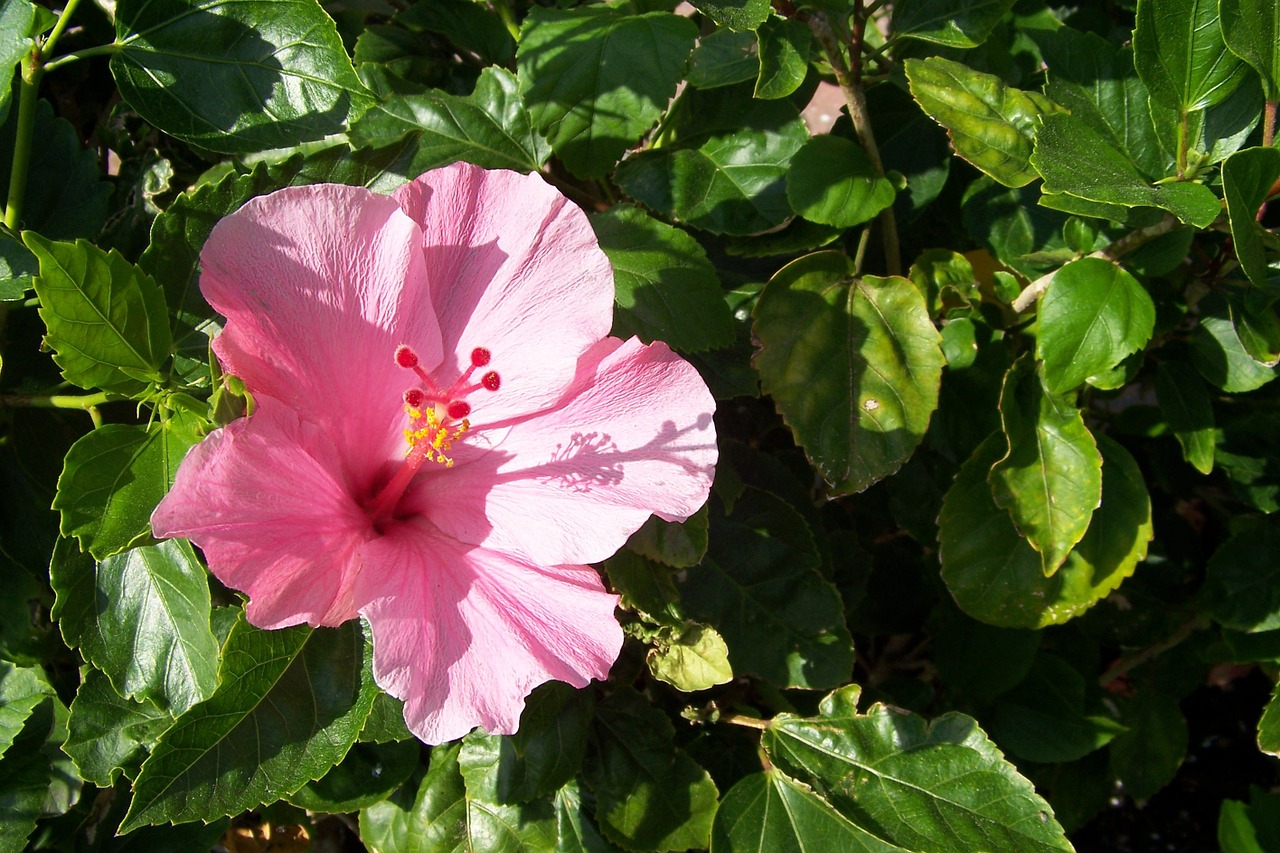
[152,162,717,744]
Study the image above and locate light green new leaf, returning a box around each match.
[786,135,895,227]
[711,770,911,853]
[1037,257,1156,394]
[906,57,1061,188]
[1155,361,1216,473]
[647,622,733,692]
[762,685,1073,852]
[121,617,376,832]
[518,7,696,178]
[112,0,374,153]
[940,434,1152,629]
[590,205,734,352]
[1220,0,1280,99]
[754,252,945,494]
[990,356,1103,575]
[755,16,810,100]
[52,416,200,560]
[1031,113,1222,227]
[51,538,218,716]
[350,66,550,173]
[688,0,771,31]
[1135,0,1248,111]
[1222,146,1280,288]
[1191,293,1279,392]
[24,234,171,396]
[893,0,1017,47]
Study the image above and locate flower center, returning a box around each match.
[365,345,501,524]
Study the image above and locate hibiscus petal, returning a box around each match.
[393,163,614,423]
[359,522,622,744]
[200,184,437,485]
[152,400,373,629]
[420,336,717,566]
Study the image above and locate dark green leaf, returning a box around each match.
[395,0,515,66]
[687,0,771,31]
[867,82,952,220]
[1191,293,1279,392]
[892,0,1017,47]
[931,611,1041,704]
[1155,360,1216,473]
[359,692,414,743]
[989,355,1103,574]
[63,669,172,787]
[606,549,680,618]
[517,7,696,177]
[1222,147,1280,288]
[1220,0,1280,100]
[985,654,1125,763]
[939,434,1152,628]
[711,770,911,852]
[1206,517,1280,632]
[24,234,172,396]
[753,252,945,493]
[681,488,853,689]
[1108,689,1187,801]
[0,228,35,301]
[624,505,710,569]
[52,416,200,560]
[961,178,1071,279]
[590,205,734,352]
[762,685,1073,852]
[288,740,419,813]
[688,28,759,89]
[552,780,615,853]
[1031,113,1222,228]
[1037,257,1156,394]
[0,0,33,123]
[754,16,810,100]
[0,662,53,760]
[786,134,895,227]
[1220,798,1268,852]
[111,0,375,153]
[0,694,78,851]
[586,687,719,851]
[1261,682,1280,757]
[351,66,550,173]
[906,57,1060,188]
[1134,0,1248,111]
[120,618,377,832]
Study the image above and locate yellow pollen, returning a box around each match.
[401,406,469,467]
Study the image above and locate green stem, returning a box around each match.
[491,0,519,42]
[0,391,112,410]
[40,43,119,73]
[3,56,38,232]
[42,0,88,58]
[1176,109,1189,178]
[1098,615,1208,687]
[720,712,770,730]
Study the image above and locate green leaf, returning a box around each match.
[458,682,593,805]
[590,205,734,352]
[394,0,515,66]
[517,7,696,178]
[1220,0,1280,100]
[0,228,36,301]
[585,687,719,851]
[688,28,759,89]
[552,779,615,853]
[753,252,945,494]
[687,0,771,31]
[63,669,172,787]
[1221,799,1268,853]
[0,0,33,123]
[0,662,53,760]
[1206,517,1280,632]
[24,234,172,396]
[616,89,807,235]
[754,16,810,100]
[711,770,911,852]
[1037,257,1156,394]
[1108,689,1187,801]
[624,505,710,569]
[606,549,681,618]
[51,538,218,715]
[906,57,1060,188]
[359,692,414,744]
[786,135,895,227]
[350,66,550,173]
[288,740,419,813]
[120,618,377,832]
[1261,682,1280,757]
[111,0,375,153]
[1031,113,1222,228]
[931,611,1041,704]
[939,433,1152,628]
[1223,147,1280,289]
[0,99,112,239]
[762,685,1073,852]
[892,0,1016,47]
[0,693,79,851]
[984,654,1126,763]
[681,488,853,689]
[989,356,1103,574]
[1191,293,1279,392]
[961,178,1071,279]
[52,416,200,561]
[1155,360,1216,473]
[868,82,952,220]
[1134,0,1248,112]
[647,622,734,692]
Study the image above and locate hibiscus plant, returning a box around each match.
[2,0,1280,849]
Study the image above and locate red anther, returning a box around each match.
[447,401,471,420]
[395,345,419,368]
[403,388,426,408]
[471,347,491,367]
[482,371,500,391]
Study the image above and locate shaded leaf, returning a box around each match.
[1191,293,1279,392]
[1222,146,1280,289]
[1134,0,1247,111]
[1206,517,1280,632]
[1220,0,1280,100]
[0,0,33,122]
[754,16,810,100]
[0,662,53,761]
[1108,689,1187,801]
[288,740,419,813]
[689,28,759,89]
[624,505,710,570]
[1155,361,1216,473]
[892,0,1017,48]
[786,134,895,227]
